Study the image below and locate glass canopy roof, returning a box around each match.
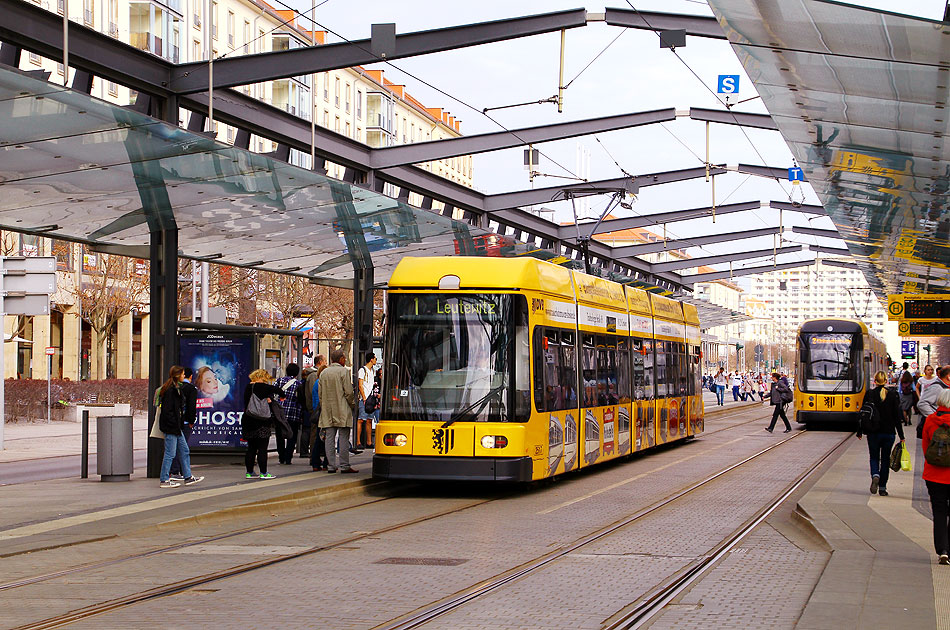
[708,0,950,297]
[0,66,548,286]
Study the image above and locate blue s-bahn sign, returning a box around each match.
[717,74,740,94]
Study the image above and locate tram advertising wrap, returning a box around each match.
[179,333,254,449]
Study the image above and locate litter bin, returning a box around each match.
[97,415,134,481]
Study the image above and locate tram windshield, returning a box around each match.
[385,293,530,423]
[799,332,861,393]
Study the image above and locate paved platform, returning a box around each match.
[796,432,949,630]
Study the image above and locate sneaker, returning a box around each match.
[870,475,880,495]
[340,468,359,474]
[245,472,259,479]
[878,489,889,496]
[349,448,363,455]
[259,472,276,480]
[169,473,185,481]
[159,480,180,488]
[939,554,949,565]
[184,476,204,486]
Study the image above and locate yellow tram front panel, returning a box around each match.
[683,303,704,437]
[573,272,628,467]
[650,294,688,445]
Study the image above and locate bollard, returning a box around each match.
[81,409,89,479]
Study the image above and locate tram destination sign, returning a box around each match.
[898,321,950,337]
[887,293,950,322]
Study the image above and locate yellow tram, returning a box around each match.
[794,318,888,426]
[373,257,704,482]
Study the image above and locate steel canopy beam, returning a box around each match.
[651,245,802,272]
[0,0,172,96]
[769,201,826,215]
[584,200,761,237]
[603,8,725,39]
[370,108,676,168]
[170,9,590,94]
[821,259,860,270]
[739,164,806,181]
[690,108,778,130]
[810,244,851,257]
[679,259,814,284]
[486,166,724,213]
[608,226,781,257]
[790,225,842,239]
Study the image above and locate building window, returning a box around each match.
[323,110,329,127]
[83,0,95,26]
[20,235,39,257]
[345,83,351,113]
[243,20,250,53]
[29,51,41,65]
[212,1,218,39]
[57,62,65,76]
[323,73,329,101]
[259,29,265,53]
[56,0,64,14]
[193,39,201,61]
[334,77,340,107]
[345,121,351,137]
[356,90,362,119]
[334,116,340,133]
[108,80,118,96]
[193,1,201,29]
[227,11,234,47]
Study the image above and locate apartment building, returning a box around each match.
[6,0,472,379]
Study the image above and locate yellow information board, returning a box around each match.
[888,294,950,322]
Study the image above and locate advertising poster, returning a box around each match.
[179,333,254,449]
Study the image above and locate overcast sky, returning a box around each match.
[282,0,946,274]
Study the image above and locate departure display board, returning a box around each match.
[898,321,950,337]
[888,294,950,322]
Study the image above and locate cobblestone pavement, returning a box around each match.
[4,406,844,630]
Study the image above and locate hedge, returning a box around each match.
[3,378,148,423]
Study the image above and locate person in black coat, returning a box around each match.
[242,369,285,480]
[158,366,203,488]
[857,370,906,496]
[766,372,792,433]
[169,367,198,480]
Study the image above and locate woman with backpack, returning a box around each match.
[765,372,793,433]
[857,371,905,496]
[898,371,918,426]
[921,388,950,565]
[241,369,285,480]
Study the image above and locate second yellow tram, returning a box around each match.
[372,257,704,482]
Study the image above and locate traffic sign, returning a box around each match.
[717,74,739,94]
[911,361,918,370]
[45,346,55,356]
[787,167,805,182]
[901,340,918,359]
[899,321,950,337]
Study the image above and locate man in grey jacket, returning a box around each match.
[917,365,950,438]
[318,349,357,473]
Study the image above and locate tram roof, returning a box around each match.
[708,0,950,299]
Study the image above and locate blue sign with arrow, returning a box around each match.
[717,75,739,94]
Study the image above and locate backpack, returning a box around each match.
[780,384,793,404]
[858,396,881,434]
[925,421,950,467]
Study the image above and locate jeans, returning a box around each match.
[715,385,725,406]
[245,437,269,474]
[324,426,352,471]
[732,385,740,401]
[768,404,791,431]
[867,432,896,489]
[160,433,191,482]
[925,480,950,555]
[276,421,299,464]
[169,424,193,476]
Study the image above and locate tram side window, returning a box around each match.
[641,339,656,400]
[532,328,578,413]
[559,331,578,408]
[673,342,686,397]
[582,335,597,407]
[655,341,668,397]
[617,338,630,403]
[597,335,619,405]
[690,345,701,395]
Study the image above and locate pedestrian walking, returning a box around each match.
[731,372,742,401]
[917,365,938,399]
[918,365,950,438]
[741,376,756,402]
[714,368,727,406]
[319,349,358,474]
[242,368,285,480]
[157,366,204,488]
[757,375,768,402]
[356,352,378,451]
[765,372,793,433]
[921,388,950,565]
[274,363,303,465]
[169,367,198,481]
[898,371,917,426]
[857,370,905,496]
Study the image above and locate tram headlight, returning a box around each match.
[383,433,408,447]
[481,435,508,449]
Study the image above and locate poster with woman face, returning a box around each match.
[179,333,253,449]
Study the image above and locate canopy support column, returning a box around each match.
[147,226,179,478]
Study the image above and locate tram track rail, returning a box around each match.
[375,428,848,630]
[5,406,782,630]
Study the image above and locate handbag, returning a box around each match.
[901,443,912,472]
[364,393,379,414]
[889,442,902,472]
[270,399,293,438]
[149,407,165,440]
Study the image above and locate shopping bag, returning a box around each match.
[900,443,912,472]
[889,442,902,472]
